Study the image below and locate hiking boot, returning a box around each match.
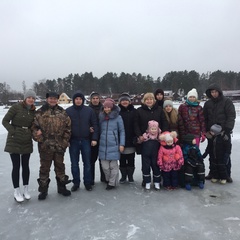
[106,184,115,190]
[38,192,48,200]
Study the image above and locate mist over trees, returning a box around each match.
[1,70,240,103]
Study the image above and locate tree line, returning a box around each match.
[0,70,240,104]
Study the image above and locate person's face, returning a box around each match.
[156,93,163,100]
[166,140,173,146]
[91,96,100,106]
[47,97,58,107]
[192,138,196,145]
[120,100,130,108]
[188,96,196,102]
[104,107,111,114]
[74,97,83,106]
[150,126,158,134]
[25,97,35,106]
[145,98,154,107]
[210,90,219,98]
[164,105,173,113]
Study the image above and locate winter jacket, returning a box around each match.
[2,102,35,154]
[134,103,169,137]
[203,83,236,132]
[32,103,71,153]
[178,101,206,139]
[182,143,203,167]
[119,104,137,148]
[99,106,125,160]
[66,104,98,141]
[157,144,184,172]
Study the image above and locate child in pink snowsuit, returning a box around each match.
[157,131,184,190]
[142,120,161,141]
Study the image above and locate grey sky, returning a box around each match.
[1,0,240,91]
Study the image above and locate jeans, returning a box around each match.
[69,139,92,186]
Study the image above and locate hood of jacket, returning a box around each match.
[205,83,223,99]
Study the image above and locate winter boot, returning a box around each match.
[14,188,24,203]
[127,167,135,183]
[56,177,71,197]
[119,167,127,184]
[205,171,212,180]
[38,178,50,200]
[23,185,31,200]
[145,183,151,190]
[154,182,160,190]
[198,181,204,189]
[185,184,191,191]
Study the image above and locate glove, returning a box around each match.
[201,133,206,142]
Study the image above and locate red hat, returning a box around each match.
[103,98,115,109]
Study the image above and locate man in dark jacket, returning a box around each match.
[66,91,99,191]
[88,91,105,184]
[203,83,236,182]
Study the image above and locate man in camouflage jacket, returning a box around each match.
[32,92,71,200]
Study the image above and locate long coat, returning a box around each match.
[2,102,35,154]
[98,106,125,160]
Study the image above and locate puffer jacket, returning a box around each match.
[178,101,206,138]
[157,144,184,172]
[99,106,125,160]
[32,103,71,153]
[203,83,236,132]
[2,102,35,154]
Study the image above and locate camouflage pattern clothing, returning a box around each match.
[32,103,71,186]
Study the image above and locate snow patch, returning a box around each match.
[126,224,140,239]
[224,217,240,221]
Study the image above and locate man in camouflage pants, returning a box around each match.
[32,92,72,200]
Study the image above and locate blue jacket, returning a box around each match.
[66,104,98,141]
[99,106,125,160]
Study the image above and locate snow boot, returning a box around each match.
[14,188,24,203]
[38,178,50,200]
[198,181,204,189]
[145,183,151,190]
[119,167,127,184]
[127,167,135,183]
[23,185,31,200]
[185,184,191,191]
[154,182,160,190]
[56,176,71,197]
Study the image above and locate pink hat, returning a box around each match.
[103,98,115,109]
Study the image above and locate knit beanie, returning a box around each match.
[72,91,85,103]
[148,120,159,130]
[24,89,36,100]
[46,92,59,99]
[183,134,195,145]
[141,92,156,104]
[89,91,100,99]
[210,124,222,135]
[103,98,115,109]
[187,88,198,100]
[154,89,164,98]
[163,100,173,108]
[118,92,131,102]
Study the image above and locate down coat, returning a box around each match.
[2,102,35,154]
[98,106,125,160]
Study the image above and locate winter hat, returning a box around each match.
[103,98,115,109]
[118,92,131,102]
[163,100,173,108]
[165,133,173,142]
[148,120,160,130]
[183,134,195,145]
[187,88,198,100]
[210,124,222,135]
[24,89,36,100]
[154,89,164,98]
[72,91,85,103]
[141,92,156,104]
[89,91,100,99]
[46,92,59,99]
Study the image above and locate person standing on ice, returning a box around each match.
[203,83,236,182]
[2,89,36,203]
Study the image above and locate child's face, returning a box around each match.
[166,140,173,146]
[188,96,196,102]
[104,107,111,114]
[192,138,196,144]
[165,105,173,113]
[210,131,215,136]
[150,126,158,134]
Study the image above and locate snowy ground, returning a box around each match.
[0,103,240,240]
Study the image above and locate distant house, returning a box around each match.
[58,93,71,104]
[223,90,240,102]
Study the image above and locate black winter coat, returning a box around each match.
[119,104,137,148]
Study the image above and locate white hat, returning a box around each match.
[187,88,198,100]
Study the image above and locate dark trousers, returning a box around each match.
[10,153,30,188]
[162,170,179,187]
[185,162,205,184]
[119,153,135,168]
[141,140,161,183]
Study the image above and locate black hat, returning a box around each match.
[118,92,131,102]
[183,134,195,145]
[72,91,85,104]
[46,92,59,99]
[154,89,164,98]
[89,91,100,99]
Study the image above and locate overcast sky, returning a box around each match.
[1,0,240,91]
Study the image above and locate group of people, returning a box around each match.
[2,83,236,203]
